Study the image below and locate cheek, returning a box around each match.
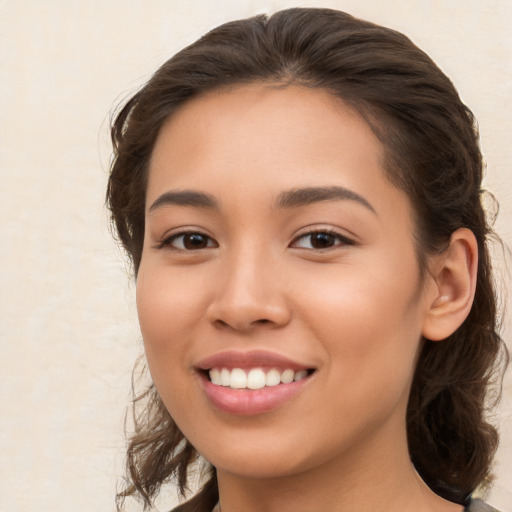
[137,261,207,341]
[294,259,424,386]
[293,273,423,452]
[135,263,205,394]
[136,268,206,437]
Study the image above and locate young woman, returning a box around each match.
[107,8,508,512]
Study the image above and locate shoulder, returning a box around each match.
[168,503,218,512]
[465,498,501,512]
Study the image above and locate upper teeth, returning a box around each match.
[209,367,308,390]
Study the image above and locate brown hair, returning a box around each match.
[107,8,508,511]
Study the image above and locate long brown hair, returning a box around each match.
[107,8,508,511]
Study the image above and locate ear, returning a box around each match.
[422,228,478,341]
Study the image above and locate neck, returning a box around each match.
[214,418,462,512]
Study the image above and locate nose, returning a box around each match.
[206,247,291,332]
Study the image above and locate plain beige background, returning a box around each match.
[0,1,510,510]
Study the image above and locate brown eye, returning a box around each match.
[161,232,217,250]
[183,233,210,249]
[292,231,353,250]
[309,232,338,249]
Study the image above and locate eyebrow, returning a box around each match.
[274,186,376,214]
[148,185,376,215]
[148,190,219,213]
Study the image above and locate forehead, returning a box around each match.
[150,85,383,187]
[147,84,412,227]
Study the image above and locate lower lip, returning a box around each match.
[200,374,311,415]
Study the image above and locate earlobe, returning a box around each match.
[422,228,478,342]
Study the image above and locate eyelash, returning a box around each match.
[156,229,353,251]
[155,231,217,251]
[290,229,354,250]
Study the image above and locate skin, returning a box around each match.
[137,85,475,512]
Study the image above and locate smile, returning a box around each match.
[209,367,311,390]
[196,350,316,415]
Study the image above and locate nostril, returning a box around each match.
[214,318,272,329]
[208,298,291,331]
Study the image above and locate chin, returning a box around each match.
[211,453,310,480]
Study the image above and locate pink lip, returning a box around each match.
[196,349,311,371]
[195,350,315,416]
[200,374,312,415]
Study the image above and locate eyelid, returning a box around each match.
[154,228,218,250]
[290,227,355,249]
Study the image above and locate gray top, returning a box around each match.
[465,498,500,512]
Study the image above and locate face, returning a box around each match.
[137,85,435,480]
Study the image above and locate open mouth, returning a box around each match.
[196,353,317,414]
[203,367,316,390]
